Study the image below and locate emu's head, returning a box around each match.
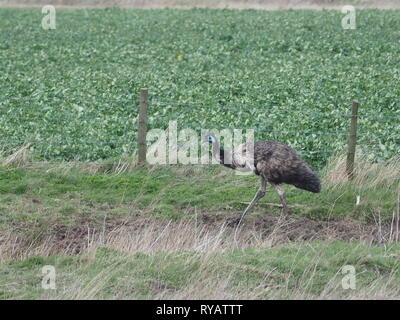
[204,133,217,144]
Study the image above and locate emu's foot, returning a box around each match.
[281,209,289,217]
[226,216,242,227]
[282,207,289,215]
[280,206,291,218]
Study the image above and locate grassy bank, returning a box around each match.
[0,154,398,231]
[0,150,399,299]
[1,242,400,299]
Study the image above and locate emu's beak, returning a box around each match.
[203,132,215,143]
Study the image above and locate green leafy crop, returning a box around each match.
[0,8,399,167]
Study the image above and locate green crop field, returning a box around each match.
[0,8,399,166]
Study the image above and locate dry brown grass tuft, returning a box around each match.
[323,154,400,189]
[1,153,139,175]
[2,144,31,167]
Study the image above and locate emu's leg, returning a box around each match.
[229,177,267,226]
[271,184,288,215]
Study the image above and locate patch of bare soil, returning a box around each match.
[49,217,130,254]
[52,211,398,251]
[1,211,397,261]
[200,211,393,245]
[0,216,129,257]
[252,215,377,243]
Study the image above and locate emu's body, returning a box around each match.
[208,136,321,223]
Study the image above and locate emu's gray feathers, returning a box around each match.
[228,141,321,193]
[206,133,321,223]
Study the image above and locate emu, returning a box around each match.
[205,133,321,224]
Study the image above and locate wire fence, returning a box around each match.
[0,89,399,169]
[138,89,399,173]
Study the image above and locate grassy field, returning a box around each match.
[0,8,399,166]
[0,151,399,299]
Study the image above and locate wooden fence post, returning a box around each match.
[137,88,148,165]
[346,100,359,179]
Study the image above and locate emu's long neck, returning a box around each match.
[211,141,235,169]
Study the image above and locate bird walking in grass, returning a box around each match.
[205,133,321,224]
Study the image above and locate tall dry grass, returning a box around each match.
[1,144,31,167]
[323,154,400,189]
[30,237,400,299]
